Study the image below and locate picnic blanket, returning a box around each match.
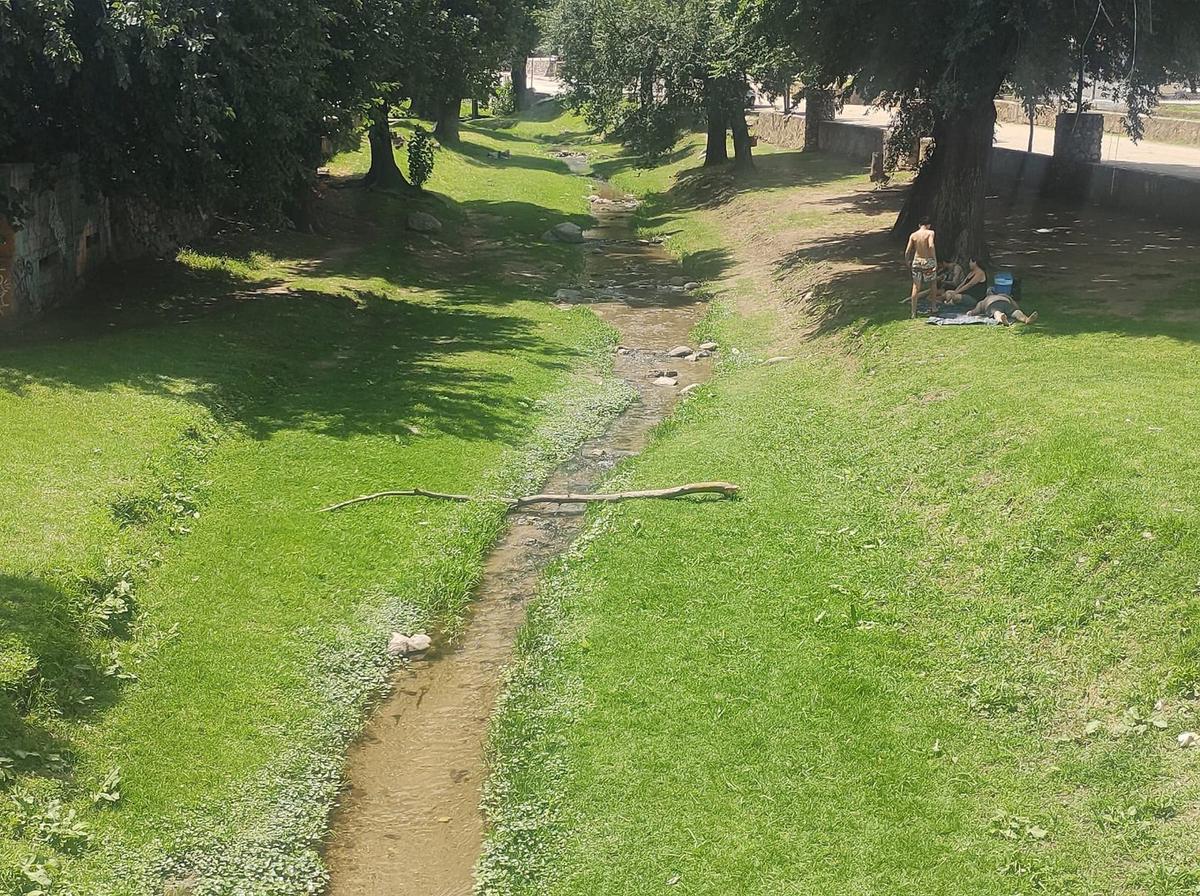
[926,312,999,326]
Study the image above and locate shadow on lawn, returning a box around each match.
[0,188,595,443]
[756,158,1200,341]
[0,574,119,769]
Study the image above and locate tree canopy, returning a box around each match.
[545,0,759,167]
[0,0,544,225]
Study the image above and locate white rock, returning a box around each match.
[407,212,443,233]
[680,383,702,396]
[653,376,678,386]
[387,632,433,657]
[699,341,719,351]
[667,345,692,358]
[1179,731,1198,748]
[551,222,585,243]
[684,282,700,291]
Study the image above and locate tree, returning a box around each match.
[545,0,758,168]
[751,0,1200,262]
[0,0,359,227]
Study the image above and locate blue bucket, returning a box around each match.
[993,271,1015,295]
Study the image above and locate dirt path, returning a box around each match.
[320,155,713,895]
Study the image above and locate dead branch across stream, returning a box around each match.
[320,482,740,513]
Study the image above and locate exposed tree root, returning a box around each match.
[320,482,740,513]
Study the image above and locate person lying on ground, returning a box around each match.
[906,219,939,318]
[967,290,1038,325]
[943,258,988,305]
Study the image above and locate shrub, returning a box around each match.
[407,127,435,189]
[490,82,516,116]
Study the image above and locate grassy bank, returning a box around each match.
[0,105,624,893]
[481,142,1200,894]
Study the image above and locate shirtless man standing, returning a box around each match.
[905,219,938,318]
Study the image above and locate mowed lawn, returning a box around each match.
[0,107,619,892]
[481,150,1200,895]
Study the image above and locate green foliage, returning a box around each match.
[491,82,517,116]
[545,0,757,160]
[407,127,436,188]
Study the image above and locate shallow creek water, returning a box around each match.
[322,154,711,895]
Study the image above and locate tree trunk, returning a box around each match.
[364,102,410,189]
[731,109,754,171]
[512,57,529,111]
[705,112,729,166]
[434,98,461,145]
[893,93,997,264]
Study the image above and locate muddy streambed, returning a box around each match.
[322,153,712,895]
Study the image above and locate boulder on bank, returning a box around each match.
[407,212,443,233]
[548,222,585,244]
[667,345,692,358]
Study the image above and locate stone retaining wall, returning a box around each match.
[0,162,111,321]
[0,161,205,322]
[755,111,884,163]
[990,147,1200,227]
[995,99,1200,147]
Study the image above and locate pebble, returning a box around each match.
[1179,731,1198,748]
[387,632,433,657]
[667,345,692,358]
[699,341,719,351]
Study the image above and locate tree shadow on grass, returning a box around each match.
[0,261,585,443]
[768,179,1200,342]
[0,574,119,775]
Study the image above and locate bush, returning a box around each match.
[407,127,435,189]
[490,82,516,116]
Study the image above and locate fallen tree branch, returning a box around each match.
[320,482,739,513]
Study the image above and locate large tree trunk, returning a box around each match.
[893,93,997,264]
[705,112,729,166]
[512,57,528,111]
[703,83,729,166]
[434,97,461,145]
[364,102,410,189]
[731,109,754,171]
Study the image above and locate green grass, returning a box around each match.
[0,104,625,893]
[481,148,1200,895]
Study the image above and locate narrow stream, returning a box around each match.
[322,153,711,895]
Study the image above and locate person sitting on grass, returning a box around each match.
[943,258,988,306]
[906,218,939,318]
[967,289,1039,325]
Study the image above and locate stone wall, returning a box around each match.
[0,161,112,321]
[0,161,205,323]
[995,99,1200,147]
[1053,113,1104,163]
[990,146,1200,227]
[755,111,885,164]
[754,111,806,149]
